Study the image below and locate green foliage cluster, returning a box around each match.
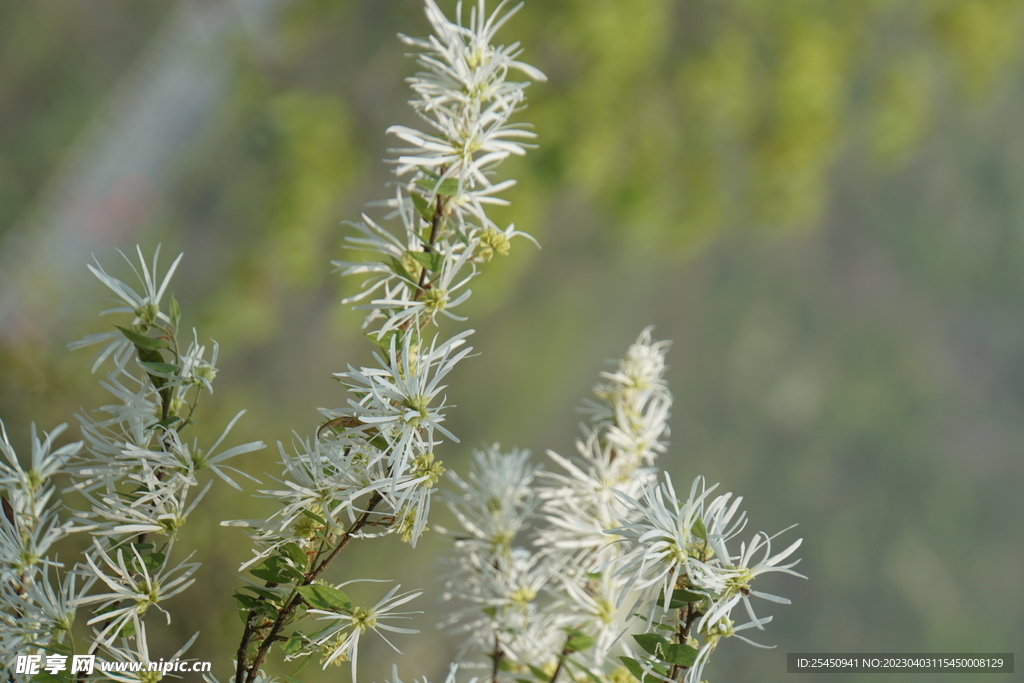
[522,0,1024,242]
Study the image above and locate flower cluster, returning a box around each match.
[0,423,82,652]
[1,3,804,683]
[225,2,546,682]
[1,247,263,680]
[439,330,804,683]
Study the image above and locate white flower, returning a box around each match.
[0,422,80,521]
[363,241,477,335]
[75,541,199,645]
[442,547,562,666]
[140,412,264,491]
[391,0,546,198]
[536,437,656,564]
[609,474,718,612]
[309,584,422,681]
[444,445,539,555]
[554,570,631,658]
[581,327,672,471]
[177,329,219,393]
[337,331,473,474]
[335,200,424,306]
[0,564,92,650]
[0,506,68,582]
[593,328,671,404]
[696,529,804,637]
[80,477,208,538]
[68,246,182,373]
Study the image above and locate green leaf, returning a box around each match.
[234,592,261,610]
[240,585,284,603]
[673,588,707,603]
[299,507,329,528]
[390,257,416,284]
[527,665,550,682]
[659,643,698,667]
[116,325,169,350]
[140,361,179,375]
[437,177,460,195]
[154,416,182,429]
[407,250,444,273]
[169,295,181,329]
[692,517,707,541]
[618,657,644,681]
[296,584,352,612]
[451,220,470,246]
[115,618,136,639]
[139,552,166,571]
[281,542,308,570]
[250,556,303,584]
[411,192,434,222]
[632,633,668,656]
[662,588,708,609]
[567,633,595,652]
[366,329,402,351]
[368,434,390,451]
[563,627,595,652]
[498,659,516,673]
[281,633,305,656]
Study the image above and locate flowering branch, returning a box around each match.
[438,329,805,683]
[225,1,546,681]
[0,4,805,683]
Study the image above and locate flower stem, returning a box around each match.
[550,636,573,683]
[236,492,383,683]
[491,634,504,683]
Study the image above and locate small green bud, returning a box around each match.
[190,447,207,470]
[291,504,324,540]
[401,252,424,281]
[195,362,217,383]
[167,397,186,417]
[135,300,159,325]
[157,513,185,536]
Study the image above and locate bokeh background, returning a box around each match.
[2,1,1024,681]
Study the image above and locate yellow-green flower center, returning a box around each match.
[411,452,445,487]
[351,605,377,632]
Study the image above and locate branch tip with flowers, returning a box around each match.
[227,1,547,681]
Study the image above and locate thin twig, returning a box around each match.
[239,493,383,683]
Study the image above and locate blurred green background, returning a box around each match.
[2,1,1023,681]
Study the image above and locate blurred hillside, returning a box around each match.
[2,1,1023,682]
